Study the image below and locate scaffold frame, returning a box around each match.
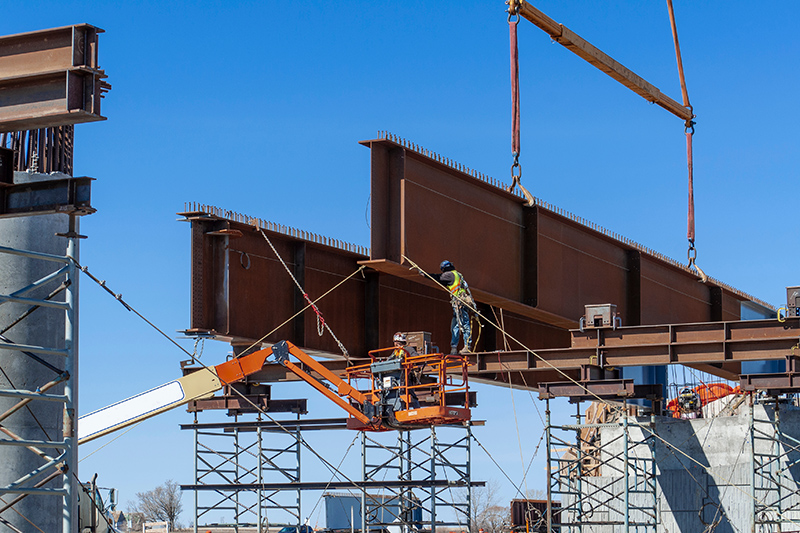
[187,414,305,531]
[750,397,800,531]
[545,399,657,533]
[360,424,473,533]
[0,236,79,533]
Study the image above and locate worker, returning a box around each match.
[424,260,474,354]
[391,331,418,359]
[387,332,420,408]
[677,388,702,419]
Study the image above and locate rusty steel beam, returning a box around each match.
[537,380,662,403]
[515,1,693,122]
[360,135,771,335]
[0,176,93,218]
[180,203,568,356]
[183,137,782,393]
[462,318,800,385]
[0,25,109,132]
[187,396,307,415]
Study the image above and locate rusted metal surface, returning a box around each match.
[183,136,784,394]
[1,126,74,175]
[537,380,662,403]
[740,372,800,394]
[0,175,93,218]
[181,203,568,356]
[0,24,109,132]
[361,134,771,333]
[515,1,692,122]
[243,317,798,391]
[467,317,800,384]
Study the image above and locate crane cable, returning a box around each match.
[667,0,707,283]
[507,0,535,207]
[406,253,800,527]
[76,259,374,503]
[258,227,351,361]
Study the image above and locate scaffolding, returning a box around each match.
[360,424,472,533]
[545,399,657,533]
[0,230,80,533]
[182,416,347,531]
[181,413,474,533]
[750,398,800,531]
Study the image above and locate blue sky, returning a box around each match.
[3,0,799,525]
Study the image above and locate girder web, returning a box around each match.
[191,417,302,529]
[751,400,800,530]
[546,400,657,533]
[361,425,472,533]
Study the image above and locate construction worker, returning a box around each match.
[425,260,474,354]
[387,332,420,408]
[391,331,418,359]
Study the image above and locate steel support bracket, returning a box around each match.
[0,176,94,218]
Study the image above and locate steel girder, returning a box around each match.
[0,24,109,132]
[182,136,785,388]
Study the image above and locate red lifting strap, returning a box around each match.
[510,17,520,158]
[686,128,695,243]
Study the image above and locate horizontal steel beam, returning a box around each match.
[187,396,307,415]
[182,479,484,492]
[0,70,107,132]
[0,176,93,217]
[0,24,109,131]
[181,207,570,356]
[516,1,692,121]
[0,24,101,77]
[361,135,770,332]
[537,380,662,402]
[180,418,349,432]
[740,372,800,394]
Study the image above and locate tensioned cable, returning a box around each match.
[471,432,527,501]
[258,228,351,361]
[498,351,531,498]
[306,433,359,523]
[404,253,800,527]
[76,260,372,498]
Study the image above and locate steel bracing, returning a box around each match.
[360,424,472,533]
[187,415,305,531]
[546,400,657,533]
[0,235,80,533]
[750,399,800,531]
[182,416,474,533]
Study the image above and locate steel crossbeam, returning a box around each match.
[0,24,109,131]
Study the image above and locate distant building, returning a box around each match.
[111,511,126,530]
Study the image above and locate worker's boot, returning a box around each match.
[450,345,458,355]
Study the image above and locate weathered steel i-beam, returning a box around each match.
[0,24,109,132]
[183,135,779,388]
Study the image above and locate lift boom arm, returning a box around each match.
[78,341,372,444]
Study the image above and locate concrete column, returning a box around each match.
[0,171,76,533]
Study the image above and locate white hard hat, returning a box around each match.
[393,332,407,344]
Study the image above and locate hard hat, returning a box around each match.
[440,260,454,272]
[393,332,407,344]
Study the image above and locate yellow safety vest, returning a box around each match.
[446,270,468,298]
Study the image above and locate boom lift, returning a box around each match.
[78,340,472,444]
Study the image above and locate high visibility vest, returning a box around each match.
[446,270,468,298]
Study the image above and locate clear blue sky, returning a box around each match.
[3,0,799,525]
